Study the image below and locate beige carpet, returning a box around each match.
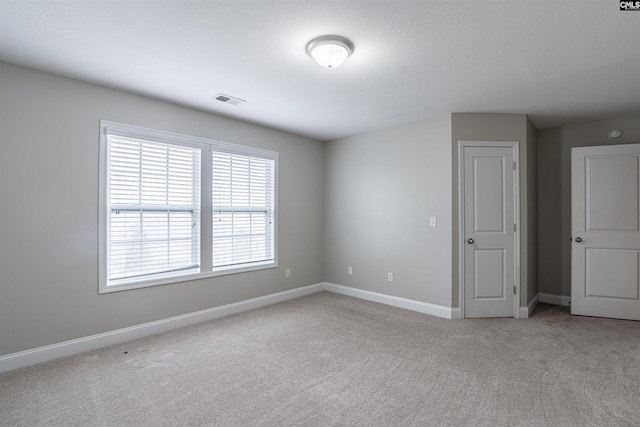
[1,292,639,426]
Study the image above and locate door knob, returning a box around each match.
[467,238,475,244]
[575,237,583,243]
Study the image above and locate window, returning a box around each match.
[212,152,275,269]
[106,135,201,283]
[99,121,278,293]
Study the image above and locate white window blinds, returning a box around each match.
[212,151,275,269]
[106,135,201,282]
[99,121,278,293]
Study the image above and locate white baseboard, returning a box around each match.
[2,282,563,373]
[0,282,475,373]
[519,293,539,318]
[323,282,460,320]
[0,283,324,373]
[539,292,571,307]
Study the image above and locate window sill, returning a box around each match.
[99,261,278,294]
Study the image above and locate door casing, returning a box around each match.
[458,140,521,319]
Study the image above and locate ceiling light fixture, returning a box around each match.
[306,35,353,69]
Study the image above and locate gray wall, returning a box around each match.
[526,118,539,305]
[451,113,536,308]
[324,115,453,307]
[324,113,538,311]
[0,62,325,356]
[537,112,640,297]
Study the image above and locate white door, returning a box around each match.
[461,142,518,318]
[571,143,640,321]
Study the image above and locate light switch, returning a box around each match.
[429,216,437,227]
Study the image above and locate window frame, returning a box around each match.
[99,120,278,294]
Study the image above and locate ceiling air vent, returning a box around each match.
[213,93,246,106]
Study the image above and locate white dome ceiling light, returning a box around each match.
[306,35,354,69]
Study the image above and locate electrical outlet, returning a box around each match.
[285,269,291,278]
[348,266,353,276]
[388,272,394,282]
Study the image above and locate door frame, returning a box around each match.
[458,140,521,319]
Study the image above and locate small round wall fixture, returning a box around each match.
[608,129,623,140]
[306,35,353,69]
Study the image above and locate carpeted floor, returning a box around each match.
[1,292,639,426]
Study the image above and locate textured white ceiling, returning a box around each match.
[1,0,639,141]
